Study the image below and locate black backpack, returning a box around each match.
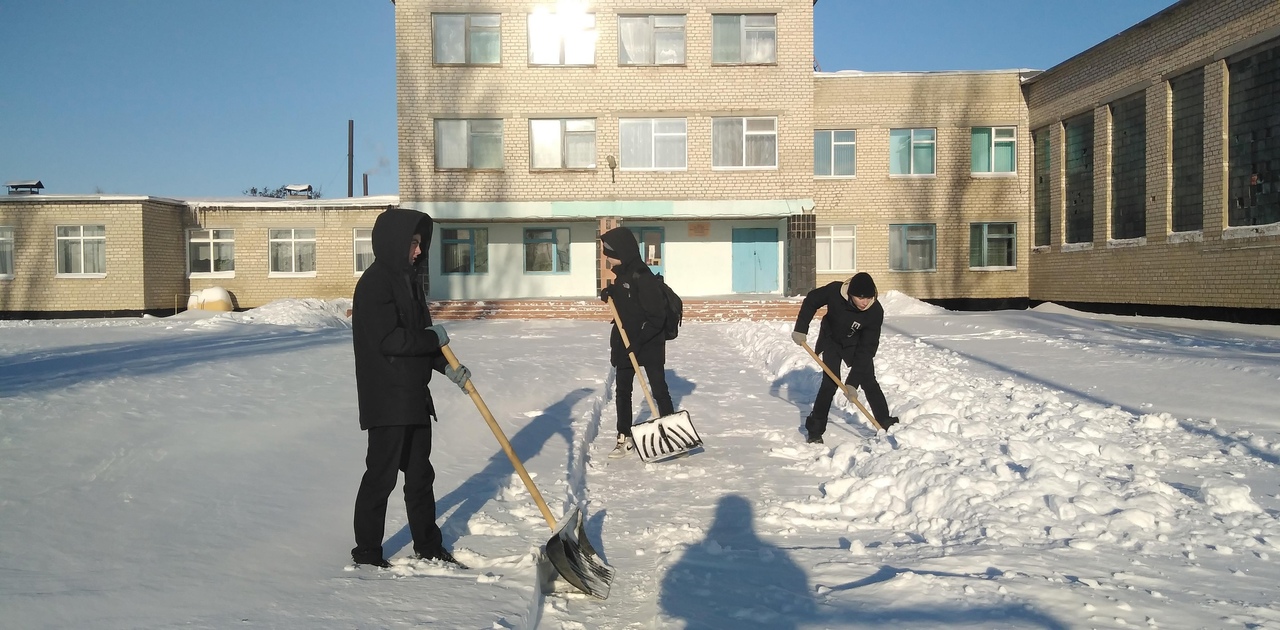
[655,274,682,340]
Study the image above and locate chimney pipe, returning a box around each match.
[347,119,354,198]
[363,173,369,196]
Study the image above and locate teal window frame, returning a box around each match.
[523,227,571,274]
[441,227,489,274]
[971,126,1017,174]
[888,223,936,271]
[969,222,1017,269]
[814,130,856,177]
[711,14,776,64]
[889,128,935,175]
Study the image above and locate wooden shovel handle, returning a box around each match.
[605,297,662,418]
[441,344,559,530]
[799,340,885,431]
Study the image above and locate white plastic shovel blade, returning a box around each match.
[631,410,701,463]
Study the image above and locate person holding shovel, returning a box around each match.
[350,208,471,569]
[598,226,675,459]
[792,272,899,443]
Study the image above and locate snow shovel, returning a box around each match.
[440,344,615,600]
[606,297,702,462]
[798,339,886,432]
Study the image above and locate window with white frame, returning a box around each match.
[712,116,777,168]
[435,119,503,170]
[972,127,1017,174]
[618,15,685,65]
[712,14,776,64]
[528,11,595,65]
[619,118,687,169]
[889,128,936,175]
[441,227,489,274]
[816,225,856,272]
[530,119,596,169]
[969,222,1016,269]
[523,227,570,273]
[0,227,13,278]
[56,225,106,276]
[889,224,936,271]
[433,13,500,65]
[814,130,856,177]
[353,228,373,274]
[188,229,235,276]
[268,228,316,275]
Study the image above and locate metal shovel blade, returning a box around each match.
[631,410,702,463]
[542,504,615,600]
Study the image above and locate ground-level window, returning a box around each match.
[890,128,935,175]
[814,130,856,177]
[0,226,13,277]
[524,227,570,273]
[889,224,936,271]
[353,228,373,274]
[442,228,489,274]
[712,116,777,168]
[530,119,596,169]
[269,228,316,275]
[188,229,235,276]
[619,118,687,169]
[969,223,1016,269]
[816,225,856,272]
[971,127,1016,174]
[435,119,503,170]
[56,225,106,276]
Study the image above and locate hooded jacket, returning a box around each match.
[600,227,667,368]
[352,208,447,429]
[794,278,884,374]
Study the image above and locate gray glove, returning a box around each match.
[791,331,808,346]
[445,364,470,391]
[427,324,448,347]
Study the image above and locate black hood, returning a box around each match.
[599,226,641,265]
[371,208,433,271]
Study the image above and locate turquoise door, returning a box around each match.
[629,227,665,276]
[731,228,779,293]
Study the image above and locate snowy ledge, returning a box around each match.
[1059,242,1093,253]
[1107,237,1146,249]
[1223,222,1280,240]
[1167,230,1204,244]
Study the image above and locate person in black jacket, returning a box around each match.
[350,208,471,568]
[598,227,675,458]
[792,272,899,443]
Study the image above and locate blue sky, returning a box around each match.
[0,0,1176,199]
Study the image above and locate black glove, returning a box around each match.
[599,286,612,303]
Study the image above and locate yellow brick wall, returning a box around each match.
[395,0,815,204]
[1025,0,1280,309]
[0,198,177,312]
[185,204,392,309]
[813,72,1032,300]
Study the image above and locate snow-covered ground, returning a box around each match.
[3,293,1279,629]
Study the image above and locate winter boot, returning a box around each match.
[414,547,468,570]
[806,433,824,444]
[351,551,391,568]
[609,434,633,459]
[880,416,900,430]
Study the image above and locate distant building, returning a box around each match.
[1,0,1276,321]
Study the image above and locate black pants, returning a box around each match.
[615,363,674,436]
[807,350,890,438]
[353,424,441,559]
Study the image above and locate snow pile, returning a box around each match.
[879,289,948,316]
[726,318,1280,559]
[189,298,353,331]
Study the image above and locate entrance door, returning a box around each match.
[731,228,779,293]
[630,227,665,276]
